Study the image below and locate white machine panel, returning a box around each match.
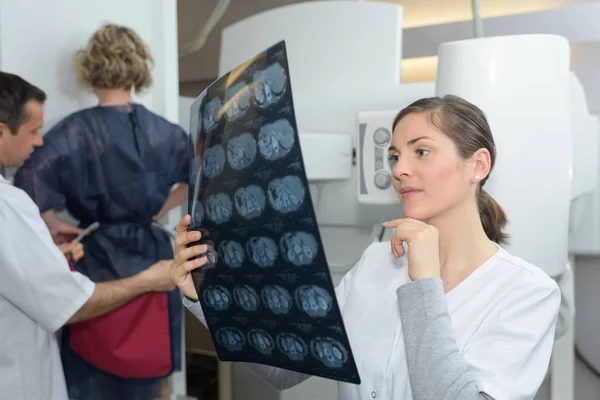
[298,133,353,181]
[356,84,435,205]
[357,110,398,204]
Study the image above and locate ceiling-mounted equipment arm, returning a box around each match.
[472,0,484,38]
[179,0,231,60]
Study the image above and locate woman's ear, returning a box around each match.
[471,148,492,183]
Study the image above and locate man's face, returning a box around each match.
[0,100,44,168]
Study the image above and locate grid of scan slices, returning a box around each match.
[188,42,360,384]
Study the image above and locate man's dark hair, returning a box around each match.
[0,72,46,134]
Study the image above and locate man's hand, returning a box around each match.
[58,241,85,262]
[50,223,83,245]
[68,260,176,324]
[141,260,177,292]
[170,215,209,301]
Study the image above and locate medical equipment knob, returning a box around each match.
[373,128,392,146]
[374,171,392,190]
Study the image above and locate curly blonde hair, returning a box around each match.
[75,23,154,93]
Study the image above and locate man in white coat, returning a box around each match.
[0,71,176,400]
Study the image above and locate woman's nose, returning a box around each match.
[392,157,411,178]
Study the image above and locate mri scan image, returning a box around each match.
[203,245,219,269]
[191,202,203,227]
[202,285,232,311]
[233,285,260,312]
[203,97,223,132]
[227,132,257,170]
[205,193,233,225]
[267,175,305,214]
[257,119,295,161]
[252,62,287,109]
[216,327,246,352]
[246,236,278,267]
[248,329,275,355]
[276,333,308,362]
[218,240,245,268]
[294,285,333,318]
[310,337,349,369]
[188,42,361,384]
[261,285,293,315]
[203,145,226,179]
[190,156,199,186]
[234,185,266,219]
[195,108,202,135]
[224,81,251,121]
[280,231,318,266]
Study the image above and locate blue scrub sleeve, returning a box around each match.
[14,141,66,213]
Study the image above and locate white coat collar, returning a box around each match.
[0,169,12,185]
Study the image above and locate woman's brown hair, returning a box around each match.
[392,95,509,244]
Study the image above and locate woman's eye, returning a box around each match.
[416,149,430,157]
[387,154,399,165]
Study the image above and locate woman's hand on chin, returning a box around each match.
[382,218,441,281]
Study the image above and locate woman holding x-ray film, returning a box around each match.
[172,95,560,399]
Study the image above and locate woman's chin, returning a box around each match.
[402,207,431,221]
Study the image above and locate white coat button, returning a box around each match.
[371,391,377,398]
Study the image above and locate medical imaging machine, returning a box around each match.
[177,1,600,399]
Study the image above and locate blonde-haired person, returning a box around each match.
[75,23,154,95]
[14,23,191,400]
[171,95,561,400]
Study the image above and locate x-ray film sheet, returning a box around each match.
[187,41,360,384]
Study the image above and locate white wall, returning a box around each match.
[0,0,183,222]
[0,0,180,127]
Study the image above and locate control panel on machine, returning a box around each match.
[357,110,400,204]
